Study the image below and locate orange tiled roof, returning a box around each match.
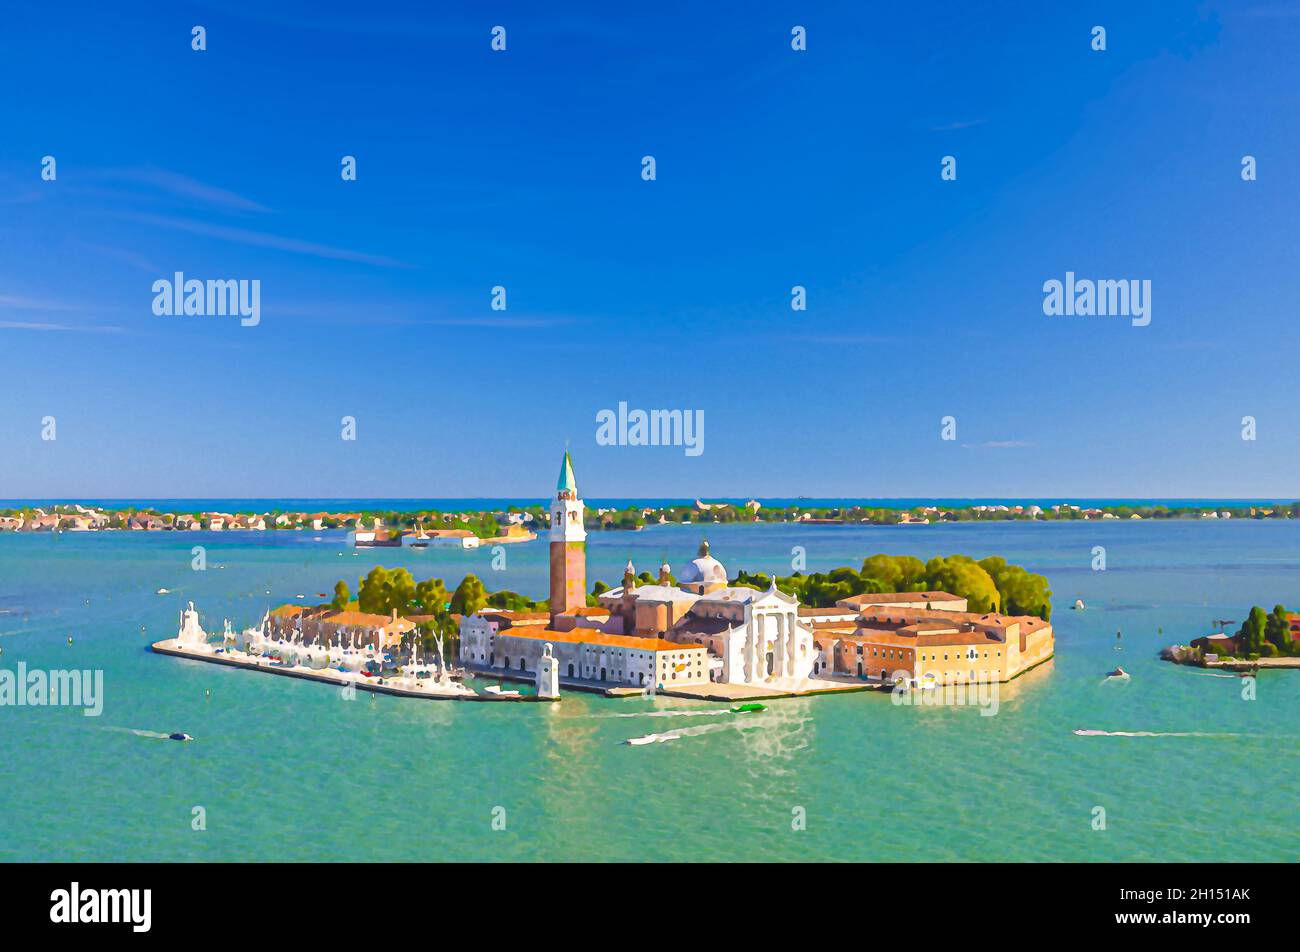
[839,591,964,606]
[496,626,700,653]
[320,610,413,629]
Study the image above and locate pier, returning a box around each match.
[151,639,554,702]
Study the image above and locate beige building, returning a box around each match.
[842,606,1053,684]
[460,613,708,688]
[268,604,415,649]
[835,591,969,613]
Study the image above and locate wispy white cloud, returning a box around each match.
[0,294,83,311]
[272,301,574,329]
[75,242,158,274]
[0,320,126,333]
[93,166,267,213]
[122,213,414,269]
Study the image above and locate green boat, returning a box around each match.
[730,703,766,714]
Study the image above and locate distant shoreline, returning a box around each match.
[4,500,1299,535]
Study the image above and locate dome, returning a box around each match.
[678,540,727,585]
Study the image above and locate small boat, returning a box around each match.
[1106,667,1129,680]
[482,685,521,698]
[156,588,170,595]
[730,702,766,714]
[1072,599,1085,610]
[168,732,193,742]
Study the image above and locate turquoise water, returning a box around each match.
[1,520,1297,862]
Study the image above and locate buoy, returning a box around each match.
[67,635,73,645]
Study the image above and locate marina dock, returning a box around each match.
[151,639,554,702]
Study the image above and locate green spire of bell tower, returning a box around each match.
[556,450,577,494]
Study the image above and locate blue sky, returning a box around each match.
[2,1,1298,500]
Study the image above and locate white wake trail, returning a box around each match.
[1073,729,1238,738]
[625,722,734,746]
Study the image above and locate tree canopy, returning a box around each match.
[449,573,488,616]
[728,552,1052,619]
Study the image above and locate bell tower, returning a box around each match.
[549,450,587,619]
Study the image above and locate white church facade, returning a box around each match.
[458,453,819,690]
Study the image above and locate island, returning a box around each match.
[1163,604,1300,671]
[151,452,1058,703]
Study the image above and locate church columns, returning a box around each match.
[786,610,797,676]
[744,613,757,682]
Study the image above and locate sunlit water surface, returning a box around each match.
[1,520,1296,861]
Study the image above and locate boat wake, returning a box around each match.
[625,722,733,746]
[1073,729,1237,738]
[103,727,174,740]
[602,709,731,720]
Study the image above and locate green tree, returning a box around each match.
[357,566,417,615]
[1264,604,1292,653]
[449,573,488,616]
[979,556,1053,620]
[925,555,1000,613]
[330,579,350,611]
[414,577,449,613]
[1238,606,1268,655]
[860,554,927,592]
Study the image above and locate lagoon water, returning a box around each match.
[1,518,1296,862]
